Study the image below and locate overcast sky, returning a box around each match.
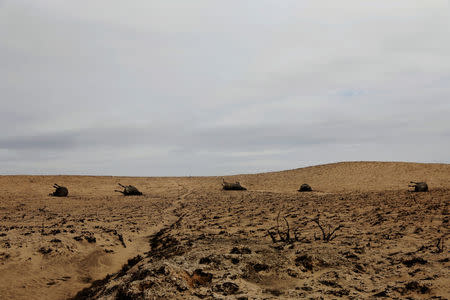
[1,1,449,176]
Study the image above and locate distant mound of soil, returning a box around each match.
[225,161,450,193]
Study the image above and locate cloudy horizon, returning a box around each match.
[1,1,449,176]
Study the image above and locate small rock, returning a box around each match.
[402,257,427,267]
[252,263,269,272]
[38,247,52,255]
[214,282,239,295]
[199,257,212,264]
[84,236,96,243]
[222,282,240,295]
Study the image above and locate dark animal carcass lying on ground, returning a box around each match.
[298,183,312,192]
[49,184,68,197]
[115,183,143,196]
[222,179,247,191]
[409,181,428,192]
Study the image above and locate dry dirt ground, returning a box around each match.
[0,162,449,299]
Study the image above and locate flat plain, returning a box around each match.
[0,162,449,299]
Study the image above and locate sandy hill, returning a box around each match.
[227,161,450,193]
[1,161,449,195]
[0,161,449,299]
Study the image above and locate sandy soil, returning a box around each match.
[0,162,449,299]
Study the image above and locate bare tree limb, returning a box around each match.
[312,215,343,242]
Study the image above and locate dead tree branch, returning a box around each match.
[312,215,343,242]
[436,237,444,253]
[268,209,306,244]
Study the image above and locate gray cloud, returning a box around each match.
[0,0,449,175]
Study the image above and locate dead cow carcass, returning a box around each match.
[222,179,247,191]
[298,183,312,192]
[50,184,68,197]
[409,181,428,192]
[115,183,143,196]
